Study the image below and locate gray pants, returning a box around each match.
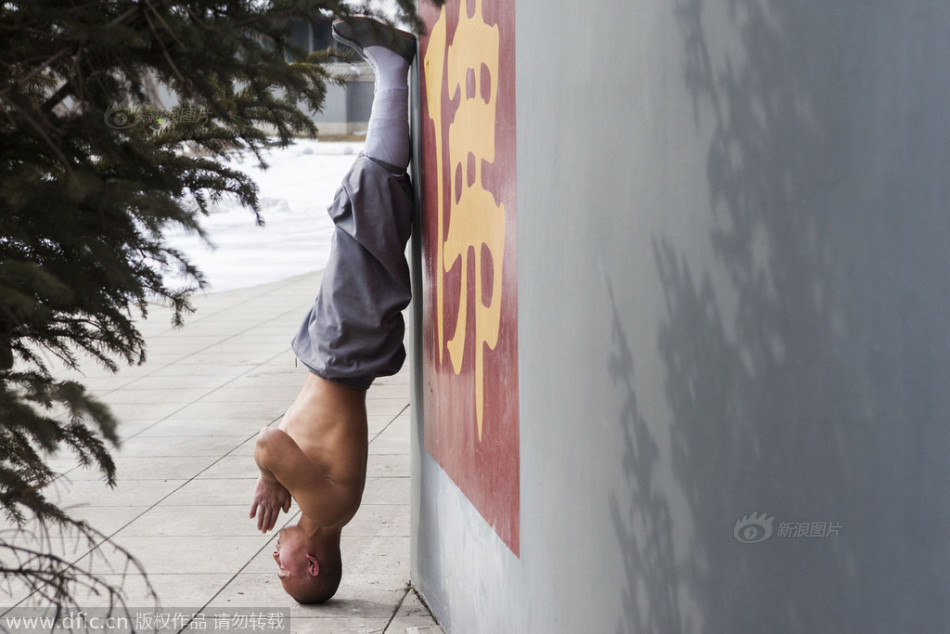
[291,155,413,390]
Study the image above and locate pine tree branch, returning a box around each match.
[142,0,188,89]
[40,81,73,115]
[4,98,69,169]
[0,5,139,100]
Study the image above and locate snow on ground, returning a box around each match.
[163,139,363,293]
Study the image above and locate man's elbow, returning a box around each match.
[254,426,276,468]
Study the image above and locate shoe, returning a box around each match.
[331,16,416,66]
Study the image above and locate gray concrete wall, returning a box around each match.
[411,0,950,632]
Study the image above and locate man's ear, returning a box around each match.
[306,554,320,577]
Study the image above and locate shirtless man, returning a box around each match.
[249,17,416,604]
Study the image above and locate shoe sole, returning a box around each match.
[331,17,416,65]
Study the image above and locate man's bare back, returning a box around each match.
[279,373,368,516]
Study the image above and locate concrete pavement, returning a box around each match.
[0,271,443,634]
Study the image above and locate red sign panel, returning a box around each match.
[418,0,519,554]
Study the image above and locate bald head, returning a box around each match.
[282,543,342,604]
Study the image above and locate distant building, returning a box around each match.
[143,16,373,139]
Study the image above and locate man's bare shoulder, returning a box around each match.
[255,426,361,528]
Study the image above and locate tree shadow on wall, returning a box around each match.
[606,280,684,634]
[656,0,950,631]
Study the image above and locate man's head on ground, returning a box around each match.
[274,525,342,604]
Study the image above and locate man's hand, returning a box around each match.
[249,475,292,533]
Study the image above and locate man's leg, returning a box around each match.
[291,19,415,388]
[333,18,414,170]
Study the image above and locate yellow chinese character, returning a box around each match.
[425,0,505,440]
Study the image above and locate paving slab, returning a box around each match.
[0,273,443,633]
[387,590,445,634]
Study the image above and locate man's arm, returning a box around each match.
[253,426,354,528]
[249,438,292,533]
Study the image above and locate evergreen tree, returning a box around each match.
[0,0,427,615]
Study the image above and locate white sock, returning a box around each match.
[364,88,409,169]
[363,46,410,169]
[364,45,410,92]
